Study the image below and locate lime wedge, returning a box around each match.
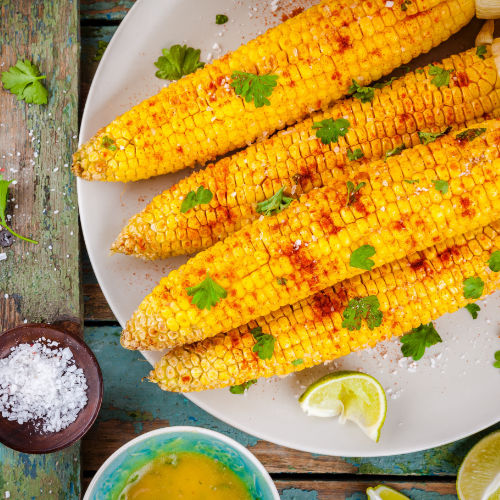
[298,371,387,442]
[366,485,410,500]
[457,430,500,500]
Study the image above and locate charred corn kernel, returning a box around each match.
[150,222,500,392]
[74,0,474,183]
[121,121,500,350]
[113,43,500,260]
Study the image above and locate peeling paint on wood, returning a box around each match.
[81,0,135,22]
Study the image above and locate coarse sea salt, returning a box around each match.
[0,340,88,433]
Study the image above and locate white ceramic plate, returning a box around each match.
[78,0,500,456]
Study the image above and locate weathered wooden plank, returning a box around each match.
[0,1,81,498]
[81,0,135,22]
[82,326,499,477]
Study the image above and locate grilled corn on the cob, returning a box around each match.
[150,222,500,392]
[121,120,500,351]
[74,0,474,182]
[113,46,500,259]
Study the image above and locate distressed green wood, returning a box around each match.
[0,1,81,498]
[81,0,135,22]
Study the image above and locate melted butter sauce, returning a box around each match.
[118,451,252,500]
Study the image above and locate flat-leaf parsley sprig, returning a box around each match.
[154,45,204,80]
[312,118,349,145]
[230,71,278,108]
[251,326,276,360]
[1,59,48,105]
[186,274,227,310]
[342,296,383,331]
[0,176,38,244]
[400,323,442,361]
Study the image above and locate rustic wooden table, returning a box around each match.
[0,1,498,498]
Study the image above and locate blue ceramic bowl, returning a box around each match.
[84,426,279,499]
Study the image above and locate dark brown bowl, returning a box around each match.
[0,323,103,453]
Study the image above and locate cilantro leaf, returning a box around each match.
[465,303,480,319]
[400,323,442,361]
[251,327,276,360]
[418,126,451,145]
[428,64,453,88]
[373,76,397,89]
[463,276,484,299]
[404,179,419,184]
[101,135,117,151]
[346,181,366,207]
[155,45,204,80]
[488,250,500,272]
[0,175,37,244]
[385,144,405,159]
[476,45,487,60]
[347,80,374,103]
[231,71,278,108]
[347,148,364,161]
[230,379,257,394]
[350,244,376,271]
[93,40,109,62]
[342,296,383,331]
[401,0,411,10]
[312,118,350,145]
[494,351,500,369]
[291,358,304,366]
[186,274,227,310]
[277,277,287,286]
[1,59,48,105]
[180,186,213,213]
[432,179,449,194]
[415,69,425,75]
[216,14,229,24]
[256,187,293,216]
[455,128,486,143]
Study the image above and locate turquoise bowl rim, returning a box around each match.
[83,426,280,500]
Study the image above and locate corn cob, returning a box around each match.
[121,120,500,351]
[150,222,500,392]
[74,0,474,182]
[112,45,500,260]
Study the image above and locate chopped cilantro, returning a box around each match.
[401,0,411,11]
[186,274,227,310]
[488,250,500,272]
[251,327,276,360]
[347,80,374,103]
[93,40,109,62]
[476,45,487,60]
[455,128,486,142]
[180,186,213,213]
[463,276,484,299]
[373,77,397,89]
[347,148,364,161]
[385,144,406,159]
[231,71,278,108]
[0,175,37,244]
[101,135,117,151]
[428,64,453,87]
[216,14,229,24]
[415,68,425,74]
[400,323,442,361]
[230,379,257,394]
[404,179,419,184]
[432,179,449,195]
[256,187,293,216]
[277,277,287,286]
[494,351,500,369]
[312,118,350,145]
[346,180,366,207]
[154,44,204,80]
[465,303,480,319]
[342,296,383,331]
[350,244,376,271]
[418,126,451,145]
[1,59,48,105]
[291,359,304,366]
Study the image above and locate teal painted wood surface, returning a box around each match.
[81,0,135,22]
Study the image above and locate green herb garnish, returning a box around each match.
[415,69,425,74]
[347,80,374,103]
[342,296,383,331]
[277,277,287,286]
[350,244,376,271]
[230,379,257,394]
[101,135,117,151]
[400,323,442,361]
[432,179,449,195]
[346,181,366,207]
[465,303,480,319]
[488,250,500,272]
[216,14,229,24]
[428,64,453,87]
[463,276,484,299]
[180,186,213,213]
[231,71,278,108]
[256,187,292,216]
[347,148,364,161]
[1,59,48,105]
[373,76,397,89]
[455,128,487,142]
[251,327,276,360]
[494,351,500,369]
[291,359,304,366]
[155,45,204,80]
[404,179,419,184]
[476,45,487,60]
[186,274,227,310]
[0,175,38,244]
[418,126,451,145]
[385,144,406,159]
[94,40,109,62]
[312,118,350,145]
[401,0,411,11]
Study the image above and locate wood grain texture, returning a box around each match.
[0,1,81,498]
[81,0,135,22]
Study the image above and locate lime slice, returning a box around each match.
[366,485,410,500]
[457,430,500,500]
[298,371,387,442]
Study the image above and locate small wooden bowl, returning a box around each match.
[0,323,103,454]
